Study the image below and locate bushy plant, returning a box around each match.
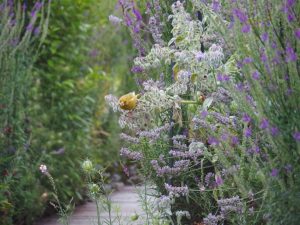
[0,1,50,224]
[106,0,300,224]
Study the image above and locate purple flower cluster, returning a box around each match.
[120,133,139,144]
[120,147,143,160]
[217,73,230,82]
[139,123,173,141]
[211,112,230,124]
[232,8,251,33]
[151,159,190,177]
[169,149,203,160]
[203,213,224,225]
[211,87,232,104]
[282,0,296,22]
[173,139,189,151]
[217,196,243,214]
[192,117,217,131]
[164,183,189,197]
[293,131,300,142]
[118,0,145,55]
[205,172,215,188]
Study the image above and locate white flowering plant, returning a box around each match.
[106,0,300,224]
[105,1,244,224]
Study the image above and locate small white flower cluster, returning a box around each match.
[104,94,120,112]
[39,164,47,174]
[201,44,224,68]
[155,195,174,216]
[167,70,191,95]
[108,15,123,26]
[133,44,173,70]
[142,79,164,92]
[175,210,191,220]
[169,1,203,50]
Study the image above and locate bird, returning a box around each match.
[118,92,138,110]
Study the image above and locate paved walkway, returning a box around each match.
[36,186,145,225]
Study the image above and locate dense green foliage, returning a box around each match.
[0,0,135,224]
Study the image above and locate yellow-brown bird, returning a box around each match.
[118,92,138,110]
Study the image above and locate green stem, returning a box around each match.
[180,100,199,104]
[96,200,101,225]
[106,194,113,225]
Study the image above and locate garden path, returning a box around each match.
[36,186,145,225]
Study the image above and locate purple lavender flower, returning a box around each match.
[217,73,223,81]
[260,49,268,62]
[131,65,144,73]
[211,0,221,12]
[284,164,293,173]
[243,57,253,64]
[270,168,279,177]
[201,110,208,118]
[252,71,260,80]
[228,16,235,30]
[211,112,230,124]
[196,51,205,61]
[217,196,242,214]
[241,24,251,33]
[120,148,143,160]
[232,8,248,23]
[208,136,219,146]
[247,145,260,155]
[231,136,239,146]
[205,172,215,188]
[260,118,269,129]
[215,175,224,187]
[125,14,133,26]
[236,82,244,91]
[34,27,40,36]
[295,28,300,40]
[151,159,190,177]
[286,43,297,62]
[261,32,269,42]
[270,127,280,136]
[293,131,300,142]
[286,0,296,7]
[120,133,139,144]
[132,7,142,21]
[193,118,217,131]
[244,127,252,138]
[26,23,34,32]
[203,213,224,225]
[287,11,295,22]
[220,132,229,141]
[164,183,189,197]
[242,113,251,123]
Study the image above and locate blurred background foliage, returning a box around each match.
[0,0,136,224]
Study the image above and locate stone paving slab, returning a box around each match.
[36,186,145,225]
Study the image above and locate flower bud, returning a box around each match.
[130,213,139,221]
[82,159,93,173]
[89,183,100,198]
